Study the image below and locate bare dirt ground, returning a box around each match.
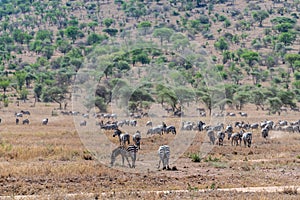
[0,102,299,199]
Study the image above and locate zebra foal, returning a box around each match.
[110,145,139,168]
[158,145,170,170]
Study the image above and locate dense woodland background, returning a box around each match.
[0,0,300,115]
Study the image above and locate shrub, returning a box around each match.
[189,153,201,162]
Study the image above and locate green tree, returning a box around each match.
[65,26,79,43]
[252,10,269,27]
[285,53,300,72]
[234,90,250,110]
[137,21,152,35]
[14,71,27,90]
[0,78,10,98]
[153,28,174,46]
[103,18,115,28]
[103,28,118,37]
[42,86,68,109]
[241,51,259,68]
[214,37,229,52]
[156,84,178,111]
[87,33,108,45]
[268,97,282,115]
[278,32,296,46]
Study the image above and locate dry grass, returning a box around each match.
[0,101,299,199]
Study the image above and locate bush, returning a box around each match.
[189,153,201,162]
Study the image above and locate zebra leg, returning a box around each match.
[131,152,137,168]
[110,156,115,167]
[158,158,161,169]
[124,155,131,168]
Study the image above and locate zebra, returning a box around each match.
[80,120,87,126]
[158,145,170,170]
[113,129,130,146]
[21,110,30,115]
[164,125,176,135]
[133,131,141,149]
[110,145,138,168]
[261,127,269,139]
[197,121,206,131]
[242,132,252,147]
[207,130,215,145]
[147,126,163,135]
[225,125,233,140]
[22,119,29,125]
[238,112,248,117]
[42,118,48,125]
[146,121,152,126]
[216,131,225,146]
[230,131,243,146]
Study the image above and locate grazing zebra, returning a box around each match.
[146,121,152,127]
[226,112,236,117]
[147,126,163,135]
[230,131,243,146]
[133,131,141,149]
[164,125,176,135]
[261,127,269,139]
[21,110,31,115]
[110,145,139,168]
[250,123,259,130]
[158,145,170,170]
[15,112,23,117]
[22,119,29,125]
[113,129,130,146]
[238,112,248,117]
[216,131,225,146]
[42,118,48,125]
[207,130,215,145]
[80,120,87,126]
[242,132,252,147]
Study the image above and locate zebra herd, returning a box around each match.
[109,117,299,169]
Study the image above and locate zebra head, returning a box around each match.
[113,129,122,137]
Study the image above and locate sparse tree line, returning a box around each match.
[0,0,299,114]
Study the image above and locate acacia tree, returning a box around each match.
[156,84,178,111]
[252,10,269,27]
[233,90,250,110]
[285,53,300,72]
[65,26,80,43]
[0,78,10,98]
[268,97,282,115]
[153,28,174,46]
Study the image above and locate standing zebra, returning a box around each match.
[164,125,176,135]
[225,125,233,140]
[216,131,225,146]
[133,131,141,149]
[113,129,130,146]
[158,145,170,170]
[261,127,269,139]
[207,130,215,145]
[242,132,252,147]
[230,131,243,146]
[110,145,139,168]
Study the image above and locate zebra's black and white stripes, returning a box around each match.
[242,132,252,147]
[158,145,170,170]
[110,145,139,168]
[133,131,141,149]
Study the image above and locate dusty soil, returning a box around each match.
[0,102,299,199]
